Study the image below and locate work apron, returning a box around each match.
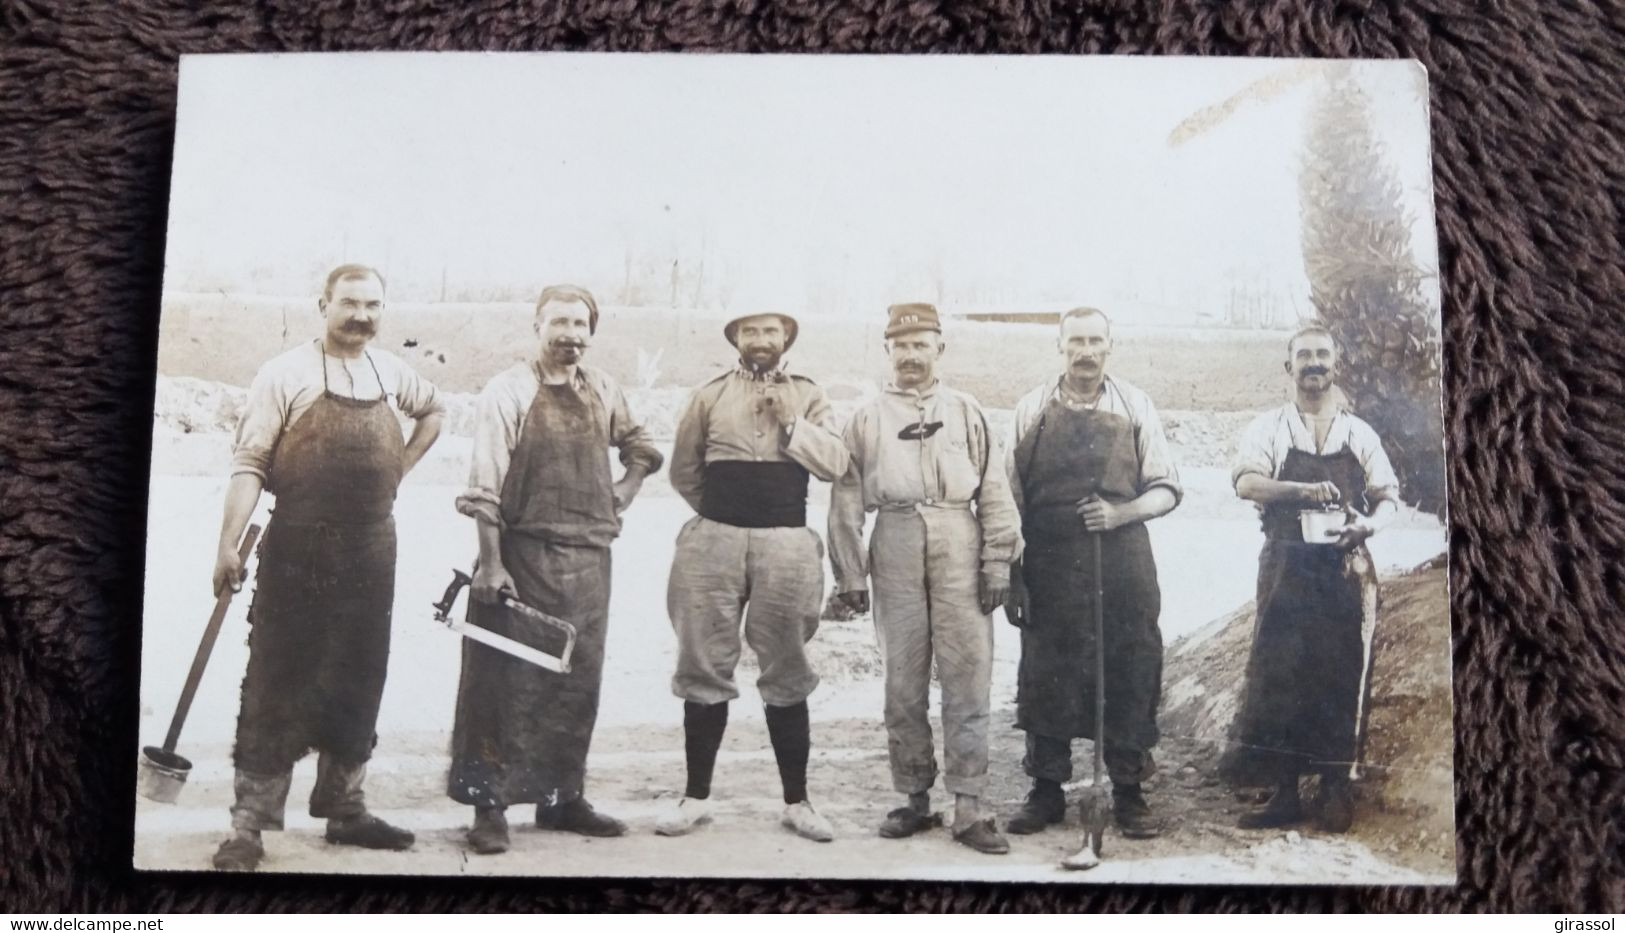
[1011,396,1163,751]
[234,351,404,773]
[448,376,617,809]
[1221,445,1379,784]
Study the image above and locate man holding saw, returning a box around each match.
[447,284,664,855]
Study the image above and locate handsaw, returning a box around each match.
[432,568,577,674]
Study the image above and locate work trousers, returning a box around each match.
[870,507,993,797]
[229,753,367,832]
[668,516,824,706]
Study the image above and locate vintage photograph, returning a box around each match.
[135,53,1452,884]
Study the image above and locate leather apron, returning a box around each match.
[1220,445,1380,784]
[448,372,618,808]
[234,348,405,773]
[1011,394,1164,748]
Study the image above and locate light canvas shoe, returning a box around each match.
[655,796,713,836]
[781,801,835,843]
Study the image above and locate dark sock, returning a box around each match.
[1033,777,1062,798]
[764,701,811,805]
[683,700,729,799]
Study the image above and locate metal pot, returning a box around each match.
[1299,508,1348,544]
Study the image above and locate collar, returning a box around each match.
[532,360,591,390]
[1050,373,1113,407]
[884,378,942,400]
[733,359,791,382]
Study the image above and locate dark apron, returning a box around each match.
[234,350,404,773]
[1011,395,1164,749]
[448,376,617,808]
[1221,445,1380,784]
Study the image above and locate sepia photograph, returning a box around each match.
[134,52,1452,884]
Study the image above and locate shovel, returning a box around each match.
[432,569,578,674]
[137,523,262,803]
[1061,528,1109,870]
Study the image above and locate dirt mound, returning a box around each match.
[1160,561,1454,874]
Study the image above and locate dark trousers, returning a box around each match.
[1022,731,1156,787]
[229,754,367,832]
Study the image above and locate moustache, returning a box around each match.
[551,339,587,350]
[1301,366,1330,377]
[341,321,376,335]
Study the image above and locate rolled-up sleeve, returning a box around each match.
[828,409,871,594]
[392,358,446,419]
[969,405,1023,572]
[1353,421,1402,504]
[229,367,288,482]
[783,382,850,482]
[1132,397,1183,505]
[606,380,665,475]
[455,382,521,527]
[1231,411,1279,488]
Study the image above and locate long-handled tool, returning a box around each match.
[1062,528,1110,870]
[432,569,578,674]
[138,523,263,804]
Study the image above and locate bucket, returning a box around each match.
[1299,508,1348,544]
[137,746,193,804]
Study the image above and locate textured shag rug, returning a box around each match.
[1,0,1622,913]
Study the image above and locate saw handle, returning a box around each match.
[433,569,473,621]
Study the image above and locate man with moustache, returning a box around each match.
[1003,307,1181,842]
[829,303,1022,855]
[210,263,446,871]
[448,284,664,855]
[1222,324,1399,833]
[655,310,850,843]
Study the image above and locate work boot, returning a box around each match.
[1238,782,1305,830]
[466,806,510,855]
[655,796,713,837]
[325,812,416,850]
[1314,778,1355,834]
[537,798,627,838]
[1112,783,1164,839]
[877,805,941,839]
[1006,779,1066,835]
[952,818,1011,855]
[211,831,264,871]
[781,801,836,843]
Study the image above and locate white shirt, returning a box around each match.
[1231,402,1400,503]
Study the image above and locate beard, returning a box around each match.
[742,345,783,372]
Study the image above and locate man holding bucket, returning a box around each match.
[447,284,664,855]
[1003,307,1181,845]
[209,264,446,871]
[1222,324,1399,833]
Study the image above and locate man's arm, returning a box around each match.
[403,411,444,475]
[779,380,850,482]
[668,388,710,514]
[604,376,664,514]
[212,473,264,595]
[1235,472,1340,506]
[828,411,870,604]
[968,405,1022,611]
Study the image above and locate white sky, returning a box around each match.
[164,53,1438,321]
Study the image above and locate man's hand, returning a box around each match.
[212,546,245,597]
[1077,495,1127,533]
[613,473,645,515]
[1302,481,1341,506]
[837,590,870,615]
[473,561,518,605]
[1329,514,1376,550]
[979,567,1010,616]
[1003,565,1029,628]
[759,380,793,426]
